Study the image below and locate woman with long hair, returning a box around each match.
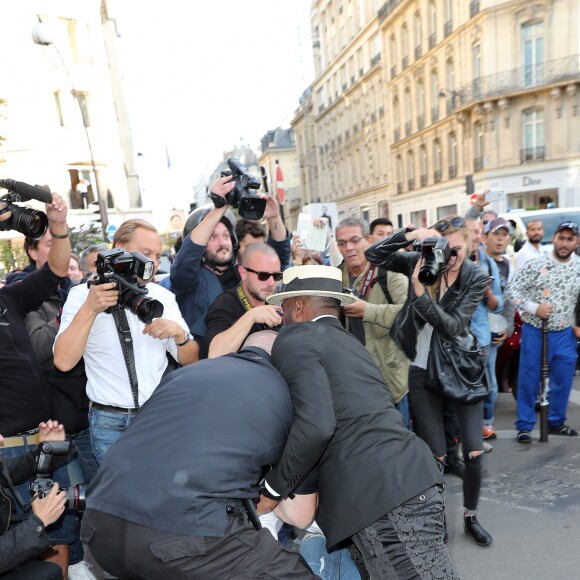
[366,216,492,546]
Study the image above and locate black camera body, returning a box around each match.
[212,158,266,220]
[413,237,452,285]
[0,179,51,239]
[88,248,164,324]
[29,441,86,512]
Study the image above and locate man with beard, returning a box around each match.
[515,220,548,270]
[205,243,283,358]
[506,221,580,442]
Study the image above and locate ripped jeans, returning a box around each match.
[300,534,361,580]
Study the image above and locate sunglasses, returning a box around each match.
[243,266,283,282]
[433,217,465,233]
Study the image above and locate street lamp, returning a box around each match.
[32,21,109,239]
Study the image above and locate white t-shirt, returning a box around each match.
[515,239,549,270]
[56,281,189,407]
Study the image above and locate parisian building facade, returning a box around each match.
[293,0,580,228]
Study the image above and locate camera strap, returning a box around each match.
[111,306,140,411]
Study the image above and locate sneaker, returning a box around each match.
[68,561,97,580]
[548,425,578,436]
[483,441,493,453]
[482,425,497,440]
[517,429,532,443]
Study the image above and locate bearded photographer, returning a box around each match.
[0,420,68,579]
[54,219,198,465]
[366,216,492,547]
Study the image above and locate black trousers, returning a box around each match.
[0,561,62,580]
[82,508,315,579]
[352,486,458,579]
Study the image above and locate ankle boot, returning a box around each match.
[464,515,492,546]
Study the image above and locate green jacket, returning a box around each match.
[353,266,410,403]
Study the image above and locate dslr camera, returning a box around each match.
[0,178,52,239]
[212,158,266,220]
[29,441,86,512]
[413,237,453,285]
[88,248,164,324]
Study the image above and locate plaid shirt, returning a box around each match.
[505,252,580,331]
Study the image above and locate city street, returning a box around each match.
[86,380,580,579]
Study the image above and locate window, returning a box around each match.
[414,12,422,58]
[472,43,481,98]
[73,91,90,127]
[474,123,484,170]
[428,0,437,47]
[361,205,370,224]
[448,133,457,177]
[522,21,544,87]
[66,19,80,63]
[402,24,409,69]
[522,108,545,161]
[430,69,439,123]
[404,88,412,136]
[396,156,404,194]
[407,151,415,190]
[393,97,401,141]
[417,80,425,129]
[390,33,398,76]
[411,209,427,228]
[420,145,428,185]
[433,139,442,182]
[437,204,458,219]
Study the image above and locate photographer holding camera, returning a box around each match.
[366,216,492,547]
[0,420,69,579]
[54,219,198,464]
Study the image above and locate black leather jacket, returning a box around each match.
[366,229,488,364]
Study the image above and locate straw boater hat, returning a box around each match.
[266,265,357,306]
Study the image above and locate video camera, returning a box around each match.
[29,441,86,512]
[88,248,164,324]
[0,178,52,239]
[212,158,266,220]
[413,237,453,285]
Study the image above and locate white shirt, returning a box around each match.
[56,281,189,407]
[515,239,549,270]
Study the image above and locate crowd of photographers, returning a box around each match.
[1,173,579,578]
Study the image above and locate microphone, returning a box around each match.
[0,179,52,203]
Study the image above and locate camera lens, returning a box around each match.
[122,290,164,324]
[11,205,48,239]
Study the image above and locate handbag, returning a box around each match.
[427,331,489,404]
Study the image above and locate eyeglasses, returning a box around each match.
[433,217,465,233]
[336,236,365,248]
[243,266,283,282]
[482,220,490,226]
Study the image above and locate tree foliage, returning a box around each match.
[70,221,107,255]
[0,240,27,276]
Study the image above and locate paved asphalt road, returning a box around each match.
[86,380,580,579]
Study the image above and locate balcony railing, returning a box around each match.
[378,0,404,23]
[405,121,412,137]
[444,20,453,37]
[521,146,546,163]
[402,55,409,70]
[396,182,403,195]
[473,157,484,172]
[415,45,422,60]
[417,113,425,130]
[391,65,397,79]
[420,174,428,187]
[371,53,382,67]
[434,170,442,183]
[408,178,415,191]
[449,165,457,178]
[456,56,580,107]
[470,0,480,17]
[446,98,457,115]
[431,105,439,124]
[428,33,436,50]
[371,111,377,123]
[393,128,401,142]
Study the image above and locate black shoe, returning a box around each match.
[548,424,578,436]
[517,429,532,443]
[464,515,493,546]
[444,457,465,479]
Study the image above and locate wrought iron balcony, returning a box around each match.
[396,182,403,195]
[391,65,397,79]
[444,20,453,38]
[470,0,480,17]
[434,170,442,183]
[473,157,484,172]
[393,128,401,142]
[371,53,382,67]
[415,45,422,60]
[420,174,428,187]
[449,165,457,178]
[431,105,439,124]
[521,146,546,163]
[428,33,436,50]
[405,121,412,137]
[417,114,425,130]
[402,56,409,70]
[408,178,415,191]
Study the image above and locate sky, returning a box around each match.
[112,0,314,208]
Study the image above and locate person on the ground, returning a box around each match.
[505,221,580,442]
[54,219,198,464]
[260,266,456,578]
[81,331,316,579]
[365,217,493,547]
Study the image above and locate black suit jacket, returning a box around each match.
[266,316,443,547]
[86,348,293,537]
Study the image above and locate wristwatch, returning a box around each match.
[259,485,281,501]
[175,330,192,347]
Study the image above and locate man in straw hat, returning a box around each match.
[258,265,458,579]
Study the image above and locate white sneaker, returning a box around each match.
[68,560,97,580]
[483,441,493,453]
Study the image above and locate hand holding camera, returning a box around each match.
[31,482,67,527]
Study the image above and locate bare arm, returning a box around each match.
[261,194,287,242]
[272,493,318,529]
[45,192,70,278]
[142,318,199,365]
[53,283,118,371]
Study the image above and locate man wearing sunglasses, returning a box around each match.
[205,243,283,358]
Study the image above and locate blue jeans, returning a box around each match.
[300,535,361,580]
[483,344,499,424]
[395,394,411,430]
[89,407,137,465]
[515,324,578,432]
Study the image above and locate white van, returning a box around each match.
[501,207,580,246]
